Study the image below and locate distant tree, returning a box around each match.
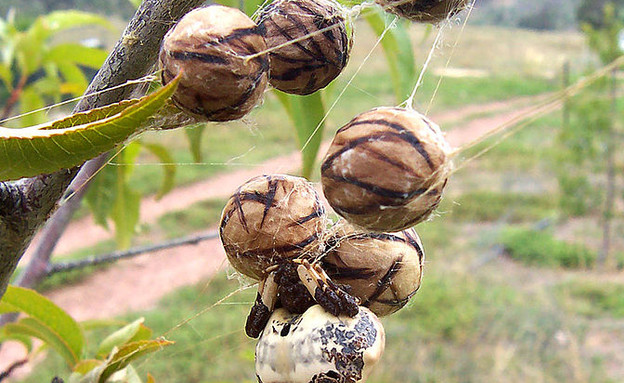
[577,0,624,28]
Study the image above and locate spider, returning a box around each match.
[245,258,360,338]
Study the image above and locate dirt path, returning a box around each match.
[1,96,547,375]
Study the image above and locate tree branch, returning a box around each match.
[47,232,218,275]
[0,0,205,300]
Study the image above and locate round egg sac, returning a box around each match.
[322,221,425,317]
[321,106,452,232]
[219,174,327,280]
[375,0,470,24]
[257,0,352,95]
[159,5,269,121]
[255,305,385,383]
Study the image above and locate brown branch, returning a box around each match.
[0,0,205,300]
[0,74,28,121]
[47,232,218,274]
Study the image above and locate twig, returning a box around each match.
[47,232,219,275]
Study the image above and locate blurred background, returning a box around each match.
[0,0,623,382]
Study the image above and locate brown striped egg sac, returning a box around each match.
[219,174,360,338]
[321,106,452,232]
[375,0,470,24]
[322,220,425,317]
[255,305,385,383]
[159,5,269,121]
[257,0,352,95]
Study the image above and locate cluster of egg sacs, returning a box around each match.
[161,1,467,382]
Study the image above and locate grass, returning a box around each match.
[555,279,624,319]
[442,190,556,222]
[18,267,609,383]
[500,226,596,269]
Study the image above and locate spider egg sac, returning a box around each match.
[159,5,269,121]
[322,221,425,317]
[219,174,328,280]
[255,305,385,383]
[257,0,352,95]
[321,106,452,232]
[375,0,470,24]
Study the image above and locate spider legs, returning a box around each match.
[296,259,360,317]
[246,271,279,338]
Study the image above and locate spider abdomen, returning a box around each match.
[255,305,385,383]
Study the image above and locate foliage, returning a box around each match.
[556,2,622,228]
[577,0,624,29]
[0,79,179,182]
[0,1,137,21]
[581,3,624,63]
[0,10,111,126]
[555,77,611,216]
[0,286,171,382]
[500,226,596,268]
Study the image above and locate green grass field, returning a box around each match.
[13,20,624,383]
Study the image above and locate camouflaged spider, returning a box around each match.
[245,258,360,338]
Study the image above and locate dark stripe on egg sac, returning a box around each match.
[289,207,325,226]
[170,51,229,65]
[239,233,319,258]
[321,132,433,178]
[260,177,279,228]
[202,67,267,121]
[403,230,425,265]
[219,25,265,44]
[323,172,428,200]
[336,118,435,169]
[365,258,403,305]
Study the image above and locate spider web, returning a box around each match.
[3,0,618,381]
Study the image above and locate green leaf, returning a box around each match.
[184,124,206,162]
[363,9,416,103]
[4,318,79,367]
[128,0,143,8]
[0,330,33,353]
[0,63,13,91]
[0,76,180,181]
[111,171,141,249]
[19,87,46,127]
[45,44,108,69]
[143,143,176,199]
[97,318,145,358]
[128,324,153,343]
[73,359,103,375]
[97,340,174,383]
[274,90,326,179]
[35,11,114,35]
[0,286,83,367]
[84,162,116,229]
[81,319,129,332]
[57,62,88,94]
